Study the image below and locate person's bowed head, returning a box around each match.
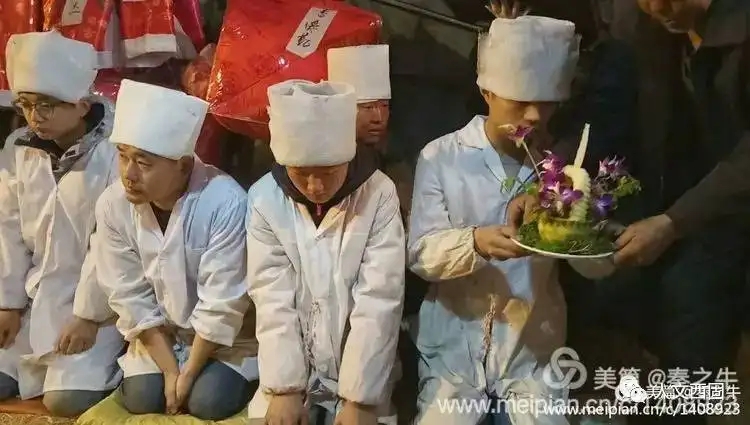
[263,79,388,425]
[268,79,357,205]
[109,79,208,206]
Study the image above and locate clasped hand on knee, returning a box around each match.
[55,316,99,355]
[0,310,22,349]
[164,370,198,415]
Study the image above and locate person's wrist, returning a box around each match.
[472,227,489,258]
[270,390,304,399]
[73,315,97,325]
[141,326,165,340]
[342,399,376,412]
[180,366,199,380]
[657,214,677,241]
[163,368,180,379]
[0,308,23,313]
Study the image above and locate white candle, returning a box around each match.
[574,123,590,168]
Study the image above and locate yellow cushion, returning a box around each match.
[75,393,247,425]
[0,413,74,425]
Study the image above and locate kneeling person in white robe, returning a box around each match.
[0,31,124,416]
[408,16,593,425]
[246,80,405,425]
[94,80,259,420]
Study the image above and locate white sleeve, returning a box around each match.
[339,185,405,406]
[0,146,31,309]
[73,229,116,322]
[407,151,488,281]
[73,147,120,322]
[95,195,165,341]
[190,196,251,347]
[246,198,307,394]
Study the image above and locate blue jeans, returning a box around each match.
[119,359,257,420]
[0,372,109,417]
[308,405,334,425]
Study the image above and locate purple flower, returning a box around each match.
[511,125,533,141]
[540,172,561,188]
[560,188,583,205]
[598,157,625,179]
[539,151,565,174]
[592,194,615,217]
[541,179,562,194]
[537,179,582,217]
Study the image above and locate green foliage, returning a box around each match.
[612,175,641,199]
[500,177,539,196]
[523,181,539,195]
[501,177,516,194]
[517,221,615,256]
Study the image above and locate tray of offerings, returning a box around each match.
[507,124,641,259]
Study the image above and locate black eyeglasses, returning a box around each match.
[11,98,65,120]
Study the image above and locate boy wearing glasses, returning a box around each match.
[0,30,124,416]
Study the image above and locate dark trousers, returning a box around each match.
[119,359,257,421]
[0,372,110,417]
[564,222,747,425]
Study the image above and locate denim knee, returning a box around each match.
[186,360,256,420]
[119,374,165,415]
[308,405,335,425]
[0,373,18,401]
[43,390,109,417]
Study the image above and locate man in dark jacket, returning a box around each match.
[604,2,748,424]
[613,0,750,267]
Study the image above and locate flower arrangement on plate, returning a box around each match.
[506,124,641,257]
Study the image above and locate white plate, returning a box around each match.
[511,238,614,260]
